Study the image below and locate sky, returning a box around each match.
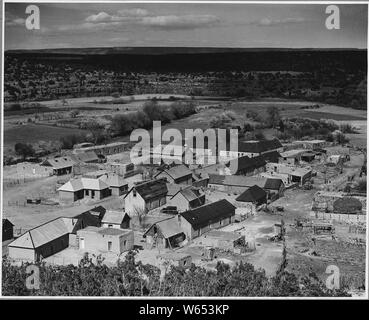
[4,2,368,50]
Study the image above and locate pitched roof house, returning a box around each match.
[228,155,266,175]
[2,219,14,241]
[58,172,128,202]
[209,174,285,197]
[8,211,99,262]
[58,177,111,202]
[235,185,267,205]
[155,164,193,185]
[41,157,75,176]
[179,199,236,240]
[101,210,131,229]
[169,187,206,212]
[220,138,283,161]
[143,217,185,249]
[124,179,168,215]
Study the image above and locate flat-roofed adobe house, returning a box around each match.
[41,156,75,176]
[77,227,134,255]
[124,179,168,215]
[178,199,236,240]
[143,217,186,249]
[168,187,206,212]
[155,164,193,185]
[7,211,100,263]
[2,219,14,241]
[101,210,131,229]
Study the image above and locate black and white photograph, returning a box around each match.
[0,0,368,300]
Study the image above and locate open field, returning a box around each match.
[4,96,366,157]
[3,123,86,154]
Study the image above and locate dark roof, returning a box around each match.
[236,185,267,203]
[2,219,14,228]
[180,199,236,230]
[238,139,282,154]
[333,197,363,214]
[129,179,168,201]
[83,205,106,221]
[261,151,282,163]
[71,211,100,234]
[228,155,266,174]
[264,178,284,190]
[208,174,266,188]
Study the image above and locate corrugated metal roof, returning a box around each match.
[180,199,236,230]
[130,179,168,201]
[9,218,70,249]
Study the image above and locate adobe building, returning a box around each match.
[77,227,134,255]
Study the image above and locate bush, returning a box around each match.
[60,134,87,149]
[340,123,358,134]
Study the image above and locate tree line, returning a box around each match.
[2,252,350,297]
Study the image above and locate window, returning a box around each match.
[91,190,95,198]
[85,190,89,196]
[123,240,127,247]
[108,241,112,251]
[133,189,137,197]
[108,224,113,228]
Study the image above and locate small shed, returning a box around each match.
[157,252,192,269]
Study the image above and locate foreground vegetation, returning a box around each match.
[2,252,350,297]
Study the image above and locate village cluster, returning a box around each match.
[2,133,366,274]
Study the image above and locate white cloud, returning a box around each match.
[255,17,306,26]
[80,9,219,31]
[140,14,219,29]
[5,14,25,27]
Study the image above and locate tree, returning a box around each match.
[14,143,35,160]
[84,119,106,145]
[266,106,281,128]
[210,111,237,129]
[279,120,285,132]
[70,110,80,118]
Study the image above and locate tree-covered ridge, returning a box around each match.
[2,252,350,297]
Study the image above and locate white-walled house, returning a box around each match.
[124,179,168,215]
